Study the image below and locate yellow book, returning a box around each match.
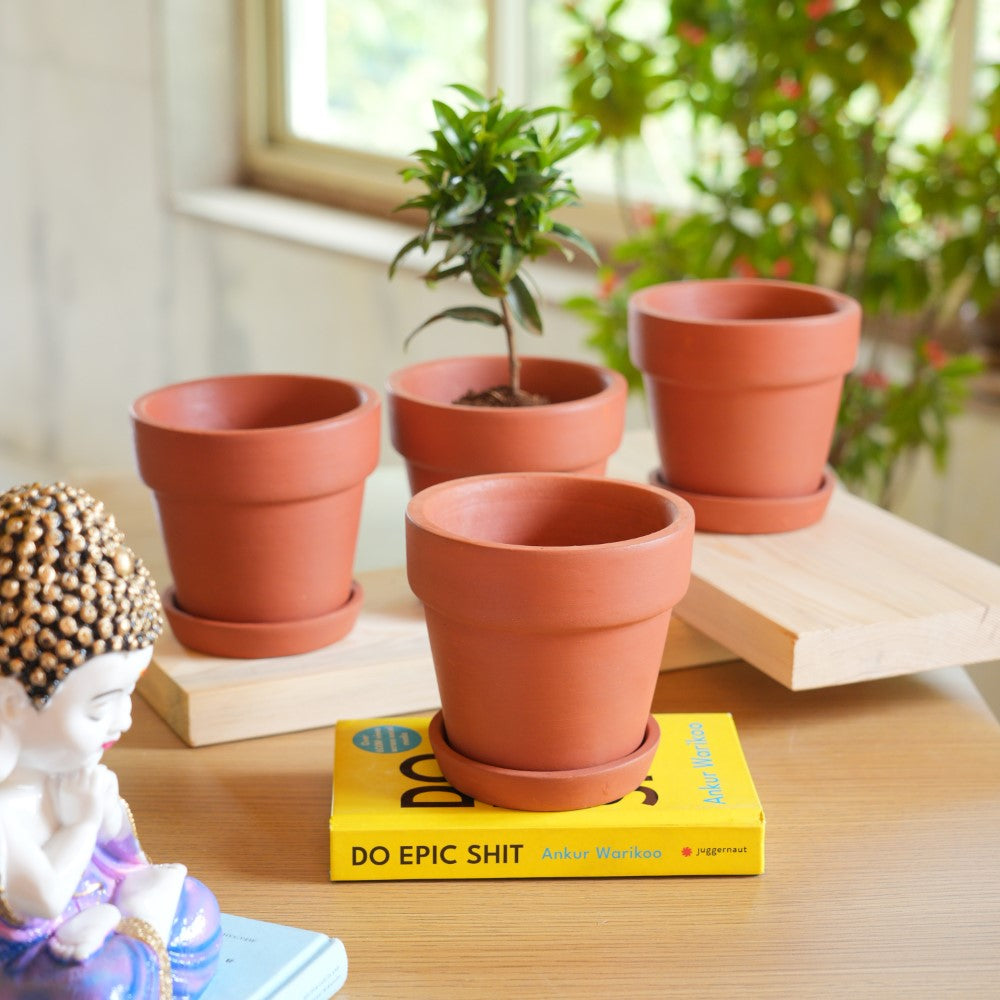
[329,713,764,881]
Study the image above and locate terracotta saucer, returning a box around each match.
[650,469,834,534]
[428,711,660,812]
[162,581,364,659]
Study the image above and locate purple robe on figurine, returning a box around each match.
[0,822,220,1000]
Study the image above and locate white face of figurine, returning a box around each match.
[13,646,153,774]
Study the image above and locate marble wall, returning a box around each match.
[1,0,168,474]
[0,0,604,483]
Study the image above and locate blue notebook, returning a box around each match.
[200,913,348,999]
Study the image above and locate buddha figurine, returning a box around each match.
[0,483,220,999]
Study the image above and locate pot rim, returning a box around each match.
[406,471,694,554]
[629,277,860,327]
[385,355,626,412]
[130,372,379,437]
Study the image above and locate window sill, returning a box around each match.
[172,185,596,299]
[173,185,413,263]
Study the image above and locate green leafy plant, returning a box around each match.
[831,338,984,506]
[563,0,671,231]
[389,84,600,403]
[562,0,995,503]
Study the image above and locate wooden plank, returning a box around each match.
[139,564,733,746]
[140,567,438,746]
[609,431,1000,690]
[680,487,1000,689]
[85,438,1000,726]
[85,468,730,745]
[661,615,734,672]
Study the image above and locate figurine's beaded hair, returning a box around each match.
[0,483,163,708]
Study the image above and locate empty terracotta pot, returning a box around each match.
[131,373,380,658]
[387,355,627,494]
[406,472,694,810]
[629,278,861,533]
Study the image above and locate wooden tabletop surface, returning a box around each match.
[84,469,1000,998]
[105,656,1000,999]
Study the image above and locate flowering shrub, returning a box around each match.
[562,0,995,503]
[832,339,983,504]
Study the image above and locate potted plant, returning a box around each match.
[386,85,627,493]
[405,472,694,811]
[562,0,993,508]
[131,373,380,658]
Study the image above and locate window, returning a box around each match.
[242,0,999,242]
[242,0,663,235]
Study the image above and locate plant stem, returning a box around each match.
[501,298,520,394]
[613,142,635,237]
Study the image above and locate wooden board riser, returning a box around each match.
[141,567,732,746]
[92,427,1000,746]
[673,488,1000,690]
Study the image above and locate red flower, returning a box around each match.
[677,21,707,46]
[859,369,890,390]
[776,77,803,100]
[806,0,835,19]
[632,202,656,229]
[745,147,765,168]
[733,256,758,278]
[921,339,949,370]
[597,270,622,300]
[772,257,793,279]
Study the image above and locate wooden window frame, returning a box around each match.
[241,0,988,240]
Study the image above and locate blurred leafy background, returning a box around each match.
[559,0,997,506]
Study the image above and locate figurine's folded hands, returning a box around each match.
[51,764,128,841]
[51,765,118,829]
[1,780,105,923]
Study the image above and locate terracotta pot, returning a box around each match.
[406,472,694,810]
[131,373,380,658]
[386,355,627,493]
[628,278,861,533]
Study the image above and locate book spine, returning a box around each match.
[331,822,763,881]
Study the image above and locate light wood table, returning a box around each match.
[89,474,1000,999]
[108,661,1000,998]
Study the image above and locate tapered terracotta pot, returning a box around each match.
[387,355,627,494]
[629,278,861,533]
[406,473,694,811]
[131,373,380,658]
